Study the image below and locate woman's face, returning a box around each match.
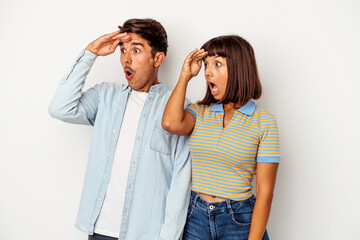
[203,55,228,100]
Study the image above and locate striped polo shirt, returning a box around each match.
[185,100,280,200]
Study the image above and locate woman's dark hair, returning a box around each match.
[118,18,168,57]
[198,35,262,107]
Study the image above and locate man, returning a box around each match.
[49,18,191,240]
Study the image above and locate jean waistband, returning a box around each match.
[190,191,255,213]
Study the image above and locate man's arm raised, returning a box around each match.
[48,31,131,125]
[85,31,130,56]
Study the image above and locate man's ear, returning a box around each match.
[154,52,165,68]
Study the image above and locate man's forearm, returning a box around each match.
[48,50,97,124]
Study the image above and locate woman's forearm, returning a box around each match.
[248,192,273,240]
[161,74,191,134]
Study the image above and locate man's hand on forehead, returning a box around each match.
[85,30,131,56]
[112,31,131,43]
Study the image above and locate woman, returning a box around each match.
[162,35,280,240]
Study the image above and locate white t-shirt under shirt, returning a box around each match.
[94,90,148,238]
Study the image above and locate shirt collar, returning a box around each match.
[121,82,168,97]
[210,100,256,116]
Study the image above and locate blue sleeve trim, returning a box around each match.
[256,156,280,163]
[185,108,196,119]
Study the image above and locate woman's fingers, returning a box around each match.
[185,49,199,61]
[185,49,207,63]
[192,49,208,60]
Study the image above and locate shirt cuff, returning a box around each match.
[185,108,196,119]
[77,49,98,66]
[256,156,280,163]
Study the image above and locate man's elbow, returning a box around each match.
[48,101,61,119]
[48,101,73,120]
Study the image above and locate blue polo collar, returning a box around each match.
[210,100,256,116]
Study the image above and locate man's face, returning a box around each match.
[120,33,159,92]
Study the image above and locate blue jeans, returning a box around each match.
[183,191,269,240]
[88,233,117,240]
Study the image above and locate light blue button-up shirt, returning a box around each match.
[49,50,191,240]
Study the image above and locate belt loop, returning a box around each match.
[226,200,233,214]
[193,192,200,208]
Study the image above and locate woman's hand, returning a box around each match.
[180,49,208,81]
[85,31,131,56]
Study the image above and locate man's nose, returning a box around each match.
[124,52,132,64]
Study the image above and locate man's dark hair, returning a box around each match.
[198,35,262,107]
[118,18,168,57]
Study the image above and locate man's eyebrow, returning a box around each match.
[118,42,144,47]
[131,42,144,47]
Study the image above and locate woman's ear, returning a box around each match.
[154,52,165,68]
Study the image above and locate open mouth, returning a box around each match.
[124,68,134,80]
[208,82,218,95]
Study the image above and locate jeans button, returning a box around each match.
[209,205,215,210]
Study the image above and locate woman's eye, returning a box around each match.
[216,62,222,67]
[121,49,126,53]
[204,63,208,68]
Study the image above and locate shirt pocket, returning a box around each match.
[150,121,177,155]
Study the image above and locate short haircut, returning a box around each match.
[118,18,168,57]
[198,35,262,107]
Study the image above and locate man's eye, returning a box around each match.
[121,49,126,53]
[134,49,140,53]
[204,63,208,68]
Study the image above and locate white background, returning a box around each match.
[1,0,359,239]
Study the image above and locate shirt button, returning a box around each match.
[98,198,101,201]
[143,114,146,117]
[128,184,132,189]
[104,175,107,178]
[132,161,135,165]
[118,106,122,110]
[108,153,111,156]
[209,205,215,210]
[137,137,140,140]
[113,129,116,133]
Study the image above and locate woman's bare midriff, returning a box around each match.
[197,192,229,203]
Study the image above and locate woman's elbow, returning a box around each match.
[161,117,173,132]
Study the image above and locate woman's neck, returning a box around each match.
[223,102,237,111]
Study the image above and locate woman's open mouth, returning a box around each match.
[208,82,218,96]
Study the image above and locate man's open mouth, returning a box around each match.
[124,68,134,80]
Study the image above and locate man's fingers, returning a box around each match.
[104,30,122,39]
[109,39,121,52]
[112,32,129,39]
[112,32,131,43]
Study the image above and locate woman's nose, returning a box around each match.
[205,67,213,77]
